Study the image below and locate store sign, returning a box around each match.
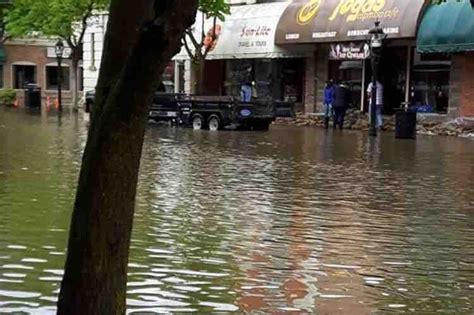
[329,42,370,60]
[276,0,426,44]
[204,20,278,57]
[237,25,272,49]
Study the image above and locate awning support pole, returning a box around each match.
[360,59,366,112]
[405,45,412,105]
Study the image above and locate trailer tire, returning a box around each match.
[208,115,221,131]
[192,114,205,130]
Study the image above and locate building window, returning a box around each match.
[46,66,70,91]
[13,65,37,89]
[0,65,4,88]
[411,53,451,114]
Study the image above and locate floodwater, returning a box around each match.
[0,107,473,314]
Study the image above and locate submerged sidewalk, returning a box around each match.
[275,110,474,139]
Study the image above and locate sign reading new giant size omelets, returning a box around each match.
[276,0,426,44]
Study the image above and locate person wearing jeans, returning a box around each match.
[333,82,350,130]
[367,81,384,129]
[323,80,335,129]
[240,84,252,102]
[241,66,253,103]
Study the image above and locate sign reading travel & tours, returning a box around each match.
[275,0,426,44]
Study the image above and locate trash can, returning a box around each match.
[395,110,417,139]
[24,84,42,108]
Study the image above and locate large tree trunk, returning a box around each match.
[191,58,206,94]
[57,1,198,314]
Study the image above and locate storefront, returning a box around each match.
[417,0,474,117]
[275,0,427,113]
[175,2,314,110]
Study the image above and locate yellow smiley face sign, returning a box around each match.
[297,0,322,25]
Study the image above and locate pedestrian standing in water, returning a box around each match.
[333,81,350,130]
[323,80,335,129]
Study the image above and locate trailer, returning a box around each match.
[86,91,294,130]
[149,93,294,131]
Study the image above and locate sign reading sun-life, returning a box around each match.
[237,25,272,49]
[276,0,426,44]
[206,17,283,59]
[196,2,310,60]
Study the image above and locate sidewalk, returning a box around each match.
[274,109,474,138]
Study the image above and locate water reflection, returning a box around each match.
[0,107,473,313]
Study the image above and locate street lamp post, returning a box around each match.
[368,21,385,137]
[55,40,65,112]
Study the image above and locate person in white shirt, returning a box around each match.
[367,81,384,129]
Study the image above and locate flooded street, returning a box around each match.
[0,108,473,314]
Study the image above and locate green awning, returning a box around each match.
[417,0,474,53]
[0,47,6,63]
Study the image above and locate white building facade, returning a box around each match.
[82,13,108,94]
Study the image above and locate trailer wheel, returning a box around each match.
[208,115,221,131]
[192,114,205,130]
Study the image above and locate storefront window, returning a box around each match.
[13,65,36,89]
[46,66,70,91]
[380,47,409,113]
[411,53,450,113]
[278,59,304,102]
[226,59,254,98]
[226,58,304,102]
[328,60,363,109]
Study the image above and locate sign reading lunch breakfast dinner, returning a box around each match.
[275,0,426,44]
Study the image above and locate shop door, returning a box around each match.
[329,60,363,110]
[379,47,408,114]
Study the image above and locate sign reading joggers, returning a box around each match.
[275,0,426,44]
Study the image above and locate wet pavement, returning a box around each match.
[0,107,473,314]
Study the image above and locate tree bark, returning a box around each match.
[57,1,198,314]
[191,59,206,94]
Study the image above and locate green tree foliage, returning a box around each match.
[5,0,108,46]
[4,0,109,106]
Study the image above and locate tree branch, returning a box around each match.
[203,16,217,59]
[201,11,205,44]
[182,36,193,59]
[185,29,202,58]
[77,2,95,48]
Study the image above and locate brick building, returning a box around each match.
[1,38,81,106]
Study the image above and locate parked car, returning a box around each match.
[84,81,174,113]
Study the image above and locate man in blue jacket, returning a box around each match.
[323,80,335,129]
